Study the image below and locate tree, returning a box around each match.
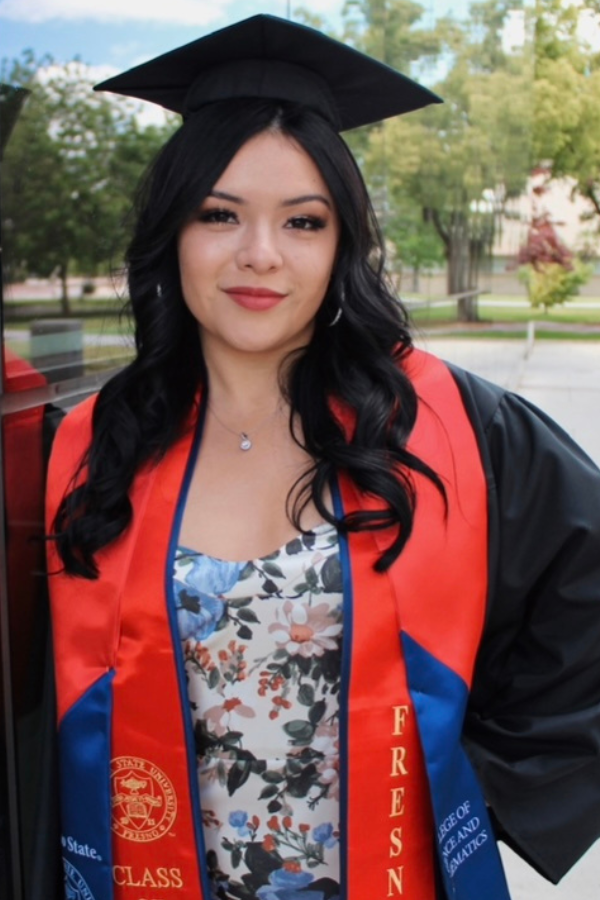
[382,199,445,292]
[343,0,442,71]
[517,211,592,309]
[0,53,176,311]
[518,258,591,309]
[345,0,533,319]
[533,0,600,218]
[517,211,573,270]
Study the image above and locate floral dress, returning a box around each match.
[172,523,342,900]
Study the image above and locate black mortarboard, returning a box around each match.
[94,14,441,131]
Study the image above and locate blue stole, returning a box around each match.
[403,633,512,900]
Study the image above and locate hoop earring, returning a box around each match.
[328,307,342,327]
[327,286,345,327]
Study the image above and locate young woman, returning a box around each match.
[46,15,600,900]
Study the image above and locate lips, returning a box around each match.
[223,287,287,311]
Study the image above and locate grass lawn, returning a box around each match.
[408,294,600,333]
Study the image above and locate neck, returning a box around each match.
[202,341,296,420]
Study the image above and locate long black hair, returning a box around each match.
[52,97,444,577]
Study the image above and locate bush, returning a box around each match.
[518,259,592,310]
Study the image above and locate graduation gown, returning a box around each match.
[46,348,600,900]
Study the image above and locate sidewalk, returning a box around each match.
[418,336,600,464]
[416,335,600,899]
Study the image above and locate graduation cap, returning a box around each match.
[94,14,441,131]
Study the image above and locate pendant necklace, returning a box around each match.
[208,402,281,451]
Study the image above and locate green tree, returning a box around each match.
[342,0,442,70]
[533,0,600,217]
[1,53,176,311]
[346,0,533,319]
[383,199,444,292]
[292,7,329,30]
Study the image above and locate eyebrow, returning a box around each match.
[209,189,244,204]
[282,194,332,209]
[208,189,331,209]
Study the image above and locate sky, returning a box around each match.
[0,0,471,75]
[1,0,597,90]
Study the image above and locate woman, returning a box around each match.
[46,15,600,900]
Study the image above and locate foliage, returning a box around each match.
[384,202,445,291]
[0,52,176,310]
[516,209,592,308]
[518,259,592,309]
[342,0,442,71]
[533,0,600,217]
[345,0,533,319]
[517,212,573,269]
[291,7,329,31]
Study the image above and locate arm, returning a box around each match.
[452,366,600,883]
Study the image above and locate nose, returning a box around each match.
[235,223,283,273]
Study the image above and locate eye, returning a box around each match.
[197,207,238,225]
[286,215,327,231]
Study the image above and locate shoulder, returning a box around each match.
[401,346,507,456]
[403,346,505,426]
[402,346,504,422]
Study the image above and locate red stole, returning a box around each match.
[47,348,488,900]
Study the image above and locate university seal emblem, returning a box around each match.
[63,859,95,900]
[111,756,177,842]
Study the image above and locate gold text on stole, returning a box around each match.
[388,705,409,896]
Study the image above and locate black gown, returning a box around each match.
[452,366,600,883]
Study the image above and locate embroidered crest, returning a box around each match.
[111,756,177,842]
[63,859,96,900]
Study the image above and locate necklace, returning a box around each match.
[208,402,281,451]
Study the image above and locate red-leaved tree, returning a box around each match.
[517,213,573,271]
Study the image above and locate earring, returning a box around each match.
[156,283,163,298]
[327,285,345,327]
[328,306,343,327]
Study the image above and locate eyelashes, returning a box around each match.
[196,208,237,225]
[286,215,327,231]
[196,207,328,232]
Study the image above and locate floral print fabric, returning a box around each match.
[173,523,342,900]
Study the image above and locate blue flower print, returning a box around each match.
[270,870,314,890]
[183,553,243,596]
[312,822,337,849]
[174,586,224,641]
[174,552,242,640]
[257,868,320,900]
[228,810,251,837]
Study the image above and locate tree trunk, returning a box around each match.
[58,262,71,316]
[447,213,478,322]
[411,267,420,293]
[426,206,479,322]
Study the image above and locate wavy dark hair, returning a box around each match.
[52,97,444,578]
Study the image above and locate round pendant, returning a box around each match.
[240,433,252,451]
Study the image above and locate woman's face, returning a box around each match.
[177,129,340,362]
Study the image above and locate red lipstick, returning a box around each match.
[224,287,286,311]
